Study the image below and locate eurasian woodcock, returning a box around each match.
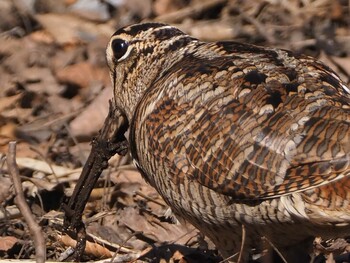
[106,22,350,262]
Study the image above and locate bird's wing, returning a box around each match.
[138,46,350,200]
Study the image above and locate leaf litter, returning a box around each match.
[0,0,349,262]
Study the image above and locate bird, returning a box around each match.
[105,22,350,262]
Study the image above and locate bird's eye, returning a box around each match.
[111,38,129,61]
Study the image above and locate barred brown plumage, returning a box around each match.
[106,22,350,262]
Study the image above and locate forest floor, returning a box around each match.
[0,0,350,262]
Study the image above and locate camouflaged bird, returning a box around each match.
[106,22,350,262]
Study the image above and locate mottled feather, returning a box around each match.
[106,22,350,262]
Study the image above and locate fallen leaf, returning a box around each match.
[0,94,22,114]
[29,30,55,44]
[0,236,18,251]
[59,234,112,258]
[55,62,110,89]
[15,157,82,178]
[0,176,12,203]
[0,122,16,139]
[35,13,114,45]
[69,87,112,138]
[118,207,196,245]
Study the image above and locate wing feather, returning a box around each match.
[137,48,350,200]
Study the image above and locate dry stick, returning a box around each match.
[262,236,288,263]
[219,252,238,263]
[7,141,46,263]
[135,190,167,207]
[237,224,246,263]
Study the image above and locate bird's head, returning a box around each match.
[106,22,196,121]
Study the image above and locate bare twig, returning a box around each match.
[135,190,167,207]
[219,252,238,263]
[88,232,134,253]
[218,224,247,262]
[110,230,143,263]
[6,141,46,263]
[262,236,288,263]
[237,224,246,263]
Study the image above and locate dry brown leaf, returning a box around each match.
[0,94,22,114]
[0,206,21,220]
[59,234,112,258]
[55,62,110,89]
[15,157,82,178]
[35,13,114,45]
[172,250,186,261]
[118,207,196,245]
[123,0,152,19]
[0,141,34,160]
[111,168,166,213]
[0,123,16,139]
[331,0,343,20]
[89,187,115,200]
[0,236,18,251]
[153,0,184,16]
[68,0,110,22]
[21,67,60,95]
[0,108,32,123]
[65,0,78,5]
[177,20,238,41]
[0,176,12,203]
[26,176,58,191]
[69,87,112,138]
[29,30,55,44]
[110,167,144,185]
[0,137,12,152]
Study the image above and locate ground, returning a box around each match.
[0,0,349,262]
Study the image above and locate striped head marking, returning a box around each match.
[106,23,197,121]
